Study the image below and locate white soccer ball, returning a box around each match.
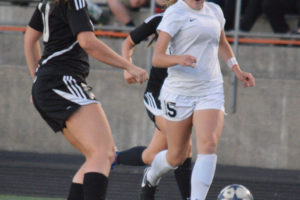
[217,184,254,200]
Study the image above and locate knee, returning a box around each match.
[85,145,116,164]
[142,149,156,165]
[199,135,218,154]
[107,146,116,164]
[167,151,187,166]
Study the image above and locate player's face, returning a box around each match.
[185,0,204,10]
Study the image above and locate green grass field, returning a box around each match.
[0,195,64,200]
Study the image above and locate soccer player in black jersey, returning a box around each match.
[114,3,193,199]
[24,0,148,200]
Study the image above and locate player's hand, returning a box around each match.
[126,65,149,84]
[179,55,197,68]
[123,70,137,84]
[234,67,255,88]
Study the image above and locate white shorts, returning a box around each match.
[160,91,225,121]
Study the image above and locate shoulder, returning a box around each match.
[205,2,223,16]
[144,12,164,24]
[163,2,186,19]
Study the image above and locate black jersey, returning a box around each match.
[28,0,94,78]
[129,13,168,93]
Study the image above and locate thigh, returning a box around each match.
[159,92,194,163]
[155,115,193,158]
[63,103,115,158]
[193,109,224,154]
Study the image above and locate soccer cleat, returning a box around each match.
[140,167,158,200]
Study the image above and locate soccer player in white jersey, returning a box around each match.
[139,0,255,200]
[116,4,193,199]
[24,0,148,199]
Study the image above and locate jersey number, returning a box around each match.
[166,102,177,118]
[39,2,50,42]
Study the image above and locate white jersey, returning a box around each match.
[157,1,225,96]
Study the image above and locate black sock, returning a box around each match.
[67,182,84,200]
[117,146,147,166]
[174,158,192,200]
[83,172,108,200]
[125,20,135,27]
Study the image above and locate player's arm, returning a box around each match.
[152,31,196,68]
[122,16,162,84]
[24,26,42,79]
[219,29,255,88]
[122,36,137,84]
[122,35,135,62]
[67,0,148,84]
[77,31,148,84]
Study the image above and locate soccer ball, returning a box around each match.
[217,184,254,200]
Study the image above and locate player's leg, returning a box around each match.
[63,103,115,200]
[191,109,224,200]
[174,137,192,200]
[116,146,147,166]
[140,91,195,200]
[115,115,168,166]
[156,115,193,200]
[66,163,85,200]
[141,116,168,165]
[140,117,192,200]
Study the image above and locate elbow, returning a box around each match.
[77,32,95,52]
[122,37,135,54]
[78,37,91,51]
[152,53,160,67]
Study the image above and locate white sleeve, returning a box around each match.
[157,10,184,37]
[208,3,225,29]
[216,5,225,29]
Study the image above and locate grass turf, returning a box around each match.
[0,195,64,200]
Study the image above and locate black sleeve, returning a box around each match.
[28,7,43,32]
[130,15,162,45]
[67,0,94,36]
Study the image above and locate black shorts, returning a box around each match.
[143,67,167,129]
[143,89,163,129]
[32,74,99,133]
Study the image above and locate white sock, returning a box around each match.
[147,150,176,186]
[191,154,217,200]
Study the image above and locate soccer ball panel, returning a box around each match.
[217,184,254,200]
